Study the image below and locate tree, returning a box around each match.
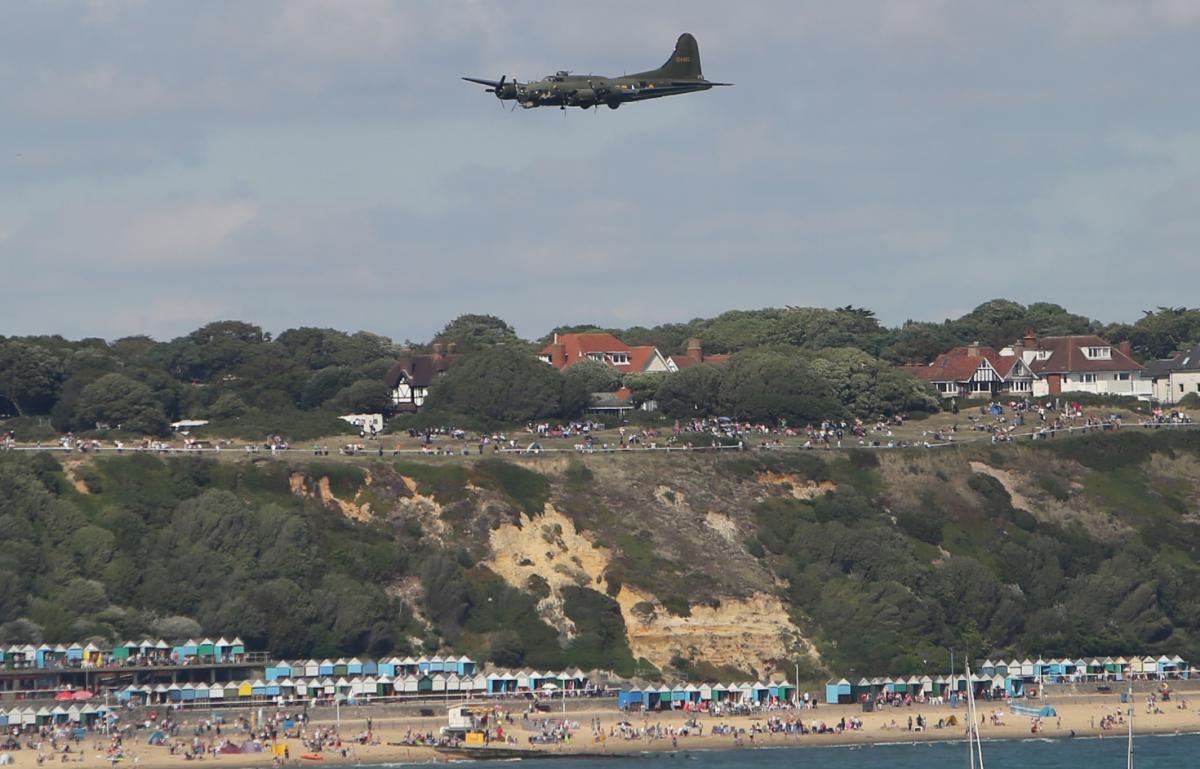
[433,314,521,352]
[563,360,621,394]
[423,347,567,425]
[300,367,356,409]
[0,342,65,416]
[77,374,169,434]
[332,379,391,414]
[622,372,669,408]
[810,348,939,418]
[718,349,842,424]
[655,364,724,418]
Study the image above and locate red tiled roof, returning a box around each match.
[910,345,1014,384]
[628,346,660,372]
[1025,335,1143,374]
[540,333,633,370]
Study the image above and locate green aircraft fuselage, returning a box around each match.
[463,33,730,110]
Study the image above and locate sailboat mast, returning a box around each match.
[966,659,985,769]
[1126,676,1134,769]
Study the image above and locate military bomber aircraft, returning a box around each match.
[463,33,730,110]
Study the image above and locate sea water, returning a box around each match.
[366,732,1200,767]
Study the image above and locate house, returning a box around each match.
[589,387,635,415]
[669,338,731,370]
[908,342,1031,399]
[383,344,463,412]
[1005,330,1151,398]
[538,333,675,373]
[1147,342,1200,404]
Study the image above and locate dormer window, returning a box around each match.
[1083,346,1111,360]
[1035,350,1051,360]
[610,352,630,364]
[587,352,605,361]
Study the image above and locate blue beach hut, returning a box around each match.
[825,679,852,705]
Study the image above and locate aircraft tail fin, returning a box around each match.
[647,33,703,80]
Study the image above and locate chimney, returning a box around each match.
[446,342,457,354]
[687,337,702,363]
[1023,327,1037,347]
[967,341,981,358]
[1118,340,1133,357]
[553,332,559,344]
[431,342,444,357]
[1012,339,1025,360]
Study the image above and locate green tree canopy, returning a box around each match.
[77,374,169,435]
[655,364,724,419]
[433,314,522,352]
[424,347,568,425]
[563,360,621,394]
[0,341,65,416]
[718,349,842,424]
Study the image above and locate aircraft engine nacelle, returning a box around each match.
[568,88,596,106]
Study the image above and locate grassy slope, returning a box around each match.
[1,428,1198,679]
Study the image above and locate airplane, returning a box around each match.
[463,33,730,110]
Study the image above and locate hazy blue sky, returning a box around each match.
[2,0,1198,342]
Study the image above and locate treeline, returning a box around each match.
[2,303,1198,438]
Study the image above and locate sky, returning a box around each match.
[2,0,1199,343]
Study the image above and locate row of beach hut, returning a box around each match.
[975,656,1190,680]
[119,669,592,704]
[264,655,479,681]
[1,639,247,670]
[825,655,1192,704]
[0,704,110,727]
[617,681,796,711]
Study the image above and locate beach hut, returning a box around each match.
[362,659,378,676]
[197,639,216,660]
[417,656,431,675]
[429,655,445,674]
[174,639,199,661]
[332,659,349,677]
[979,659,996,677]
[230,637,246,656]
[825,679,851,704]
[617,688,643,710]
[265,663,291,681]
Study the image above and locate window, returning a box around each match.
[1035,350,1052,360]
[1182,384,1187,393]
[1117,373,1129,381]
[609,352,630,364]
[1084,346,1111,360]
[1081,374,1097,383]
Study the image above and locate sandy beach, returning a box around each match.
[8,693,1200,768]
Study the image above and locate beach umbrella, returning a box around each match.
[55,692,74,701]
[72,691,93,700]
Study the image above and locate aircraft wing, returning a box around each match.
[462,76,503,88]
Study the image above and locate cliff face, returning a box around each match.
[3,429,1199,681]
